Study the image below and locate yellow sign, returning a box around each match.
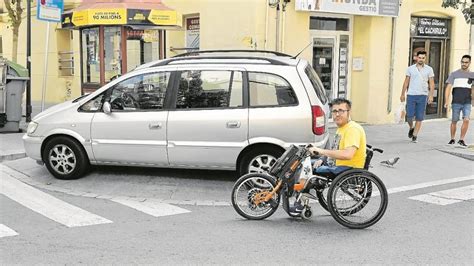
[148,10,181,26]
[88,9,127,25]
[72,9,127,26]
[71,10,88,26]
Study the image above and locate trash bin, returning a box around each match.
[0,58,29,132]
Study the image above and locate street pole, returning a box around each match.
[41,22,50,112]
[26,0,32,122]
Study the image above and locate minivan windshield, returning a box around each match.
[304,65,328,104]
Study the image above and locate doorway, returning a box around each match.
[410,38,449,118]
[310,16,351,102]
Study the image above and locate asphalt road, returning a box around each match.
[1,163,473,265]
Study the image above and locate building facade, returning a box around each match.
[0,0,472,124]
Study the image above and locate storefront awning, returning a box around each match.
[61,0,182,29]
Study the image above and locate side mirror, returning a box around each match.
[103,102,112,114]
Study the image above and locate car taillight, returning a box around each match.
[312,105,326,135]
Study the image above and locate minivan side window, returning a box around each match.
[248,72,297,107]
[79,94,105,112]
[108,72,170,111]
[176,70,243,109]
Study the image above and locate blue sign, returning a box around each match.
[37,0,64,22]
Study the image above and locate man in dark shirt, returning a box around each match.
[444,55,474,147]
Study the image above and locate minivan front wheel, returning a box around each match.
[239,147,283,176]
[42,136,90,180]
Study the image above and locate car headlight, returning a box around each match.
[27,121,38,135]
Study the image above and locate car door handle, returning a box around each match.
[149,123,162,130]
[226,121,241,128]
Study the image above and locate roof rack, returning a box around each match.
[173,49,293,58]
[150,56,290,67]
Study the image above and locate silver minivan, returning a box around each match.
[23,50,330,179]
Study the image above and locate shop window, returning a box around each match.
[176,70,242,109]
[104,27,122,82]
[81,28,100,84]
[310,17,349,31]
[108,71,170,111]
[57,30,74,76]
[126,28,160,71]
[248,72,297,107]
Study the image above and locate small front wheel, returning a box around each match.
[327,170,388,229]
[231,173,280,220]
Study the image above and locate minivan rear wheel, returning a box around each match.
[42,136,90,180]
[239,146,283,176]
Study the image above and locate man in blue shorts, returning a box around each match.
[444,55,473,148]
[400,51,435,143]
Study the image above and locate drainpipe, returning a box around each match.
[281,5,286,52]
[265,1,269,50]
[275,3,280,52]
[387,17,397,114]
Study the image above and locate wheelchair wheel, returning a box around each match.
[316,187,329,212]
[327,170,388,229]
[231,173,280,220]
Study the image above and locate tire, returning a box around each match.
[231,173,280,220]
[238,146,283,176]
[327,170,388,229]
[42,136,90,180]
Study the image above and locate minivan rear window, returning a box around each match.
[304,65,328,104]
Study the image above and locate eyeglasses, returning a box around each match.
[331,109,349,115]
[461,61,470,64]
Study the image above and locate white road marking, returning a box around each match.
[0,173,112,227]
[409,185,474,206]
[0,224,18,238]
[387,175,474,195]
[111,198,191,217]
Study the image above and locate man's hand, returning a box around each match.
[444,102,449,109]
[400,94,406,102]
[312,159,323,169]
[309,147,323,156]
[428,95,434,104]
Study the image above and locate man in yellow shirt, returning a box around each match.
[310,98,367,176]
[290,98,366,213]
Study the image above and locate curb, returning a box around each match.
[0,152,27,162]
[436,148,474,161]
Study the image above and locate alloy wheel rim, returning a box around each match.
[248,154,277,173]
[49,144,76,175]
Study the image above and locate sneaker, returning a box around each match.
[458,140,468,148]
[448,139,455,145]
[289,201,304,213]
[411,136,417,143]
[408,128,415,138]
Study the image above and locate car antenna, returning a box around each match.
[292,41,313,59]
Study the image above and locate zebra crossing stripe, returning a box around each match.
[0,172,112,228]
[111,197,191,217]
[409,185,474,206]
[0,224,18,238]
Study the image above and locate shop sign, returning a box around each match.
[186,17,200,49]
[295,0,399,17]
[411,17,449,37]
[148,10,182,26]
[37,0,64,22]
[62,9,181,28]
